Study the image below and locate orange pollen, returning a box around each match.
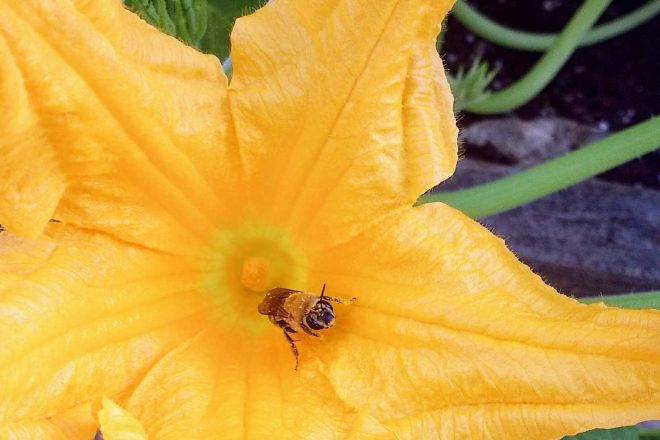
[240,257,271,292]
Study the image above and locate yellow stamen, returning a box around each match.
[240,256,271,292]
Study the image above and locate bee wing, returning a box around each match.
[257,287,300,316]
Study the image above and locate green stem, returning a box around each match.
[579,291,660,309]
[452,0,660,52]
[463,0,611,114]
[417,116,660,217]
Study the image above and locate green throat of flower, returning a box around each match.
[199,220,307,332]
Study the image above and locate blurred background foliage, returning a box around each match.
[124,0,263,56]
[124,0,209,48]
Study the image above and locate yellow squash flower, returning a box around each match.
[0,0,658,438]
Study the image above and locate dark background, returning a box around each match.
[438,0,659,297]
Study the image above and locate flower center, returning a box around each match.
[199,220,306,331]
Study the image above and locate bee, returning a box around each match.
[258,284,354,370]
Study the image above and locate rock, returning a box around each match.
[459,117,604,166]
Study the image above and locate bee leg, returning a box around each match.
[282,327,303,342]
[283,330,299,370]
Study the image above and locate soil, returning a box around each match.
[441,0,660,188]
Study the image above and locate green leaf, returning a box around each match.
[200,0,264,61]
[123,0,208,49]
[562,426,639,440]
[124,0,267,65]
[168,0,208,46]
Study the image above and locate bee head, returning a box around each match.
[306,300,335,330]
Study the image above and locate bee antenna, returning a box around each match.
[320,283,326,301]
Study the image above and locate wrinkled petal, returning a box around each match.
[3,404,96,440]
[98,398,148,440]
[0,228,56,280]
[121,329,363,440]
[230,0,457,246]
[306,203,660,439]
[0,225,210,429]
[0,0,240,253]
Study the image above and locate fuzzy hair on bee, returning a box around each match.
[258,284,355,370]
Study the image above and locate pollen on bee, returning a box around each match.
[240,256,271,292]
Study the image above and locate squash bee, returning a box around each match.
[258,284,355,370]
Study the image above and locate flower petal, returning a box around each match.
[230,0,457,245]
[307,203,660,439]
[0,225,210,428]
[0,0,239,253]
[122,328,372,440]
[4,404,97,440]
[98,397,148,440]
